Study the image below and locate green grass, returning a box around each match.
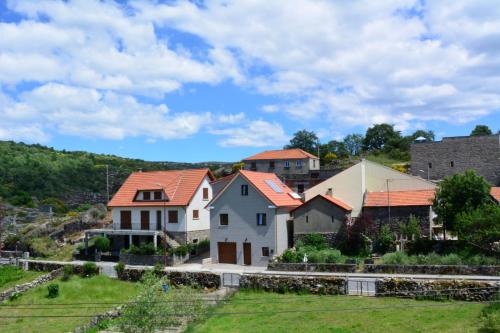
[185,290,490,333]
[0,275,140,333]
[0,266,44,292]
[365,153,408,167]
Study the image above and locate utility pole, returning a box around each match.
[106,164,110,203]
[386,179,391,228]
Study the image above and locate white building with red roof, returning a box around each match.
[207,170,302,266]
[243,148,320,176]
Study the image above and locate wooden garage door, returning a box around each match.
[218,242,237,264]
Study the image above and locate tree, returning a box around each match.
[343,134,363,156]
[323,152,337,165]
[231,162,245,173]
[326,140,349,159]
[470,125,492,136]
[456,205,500,252]
[284,130,319,155]
[375,224,395,254]
[362,124,401,151]
[410,130,435,141]
[94,236,110,253]
[433,170,492,239]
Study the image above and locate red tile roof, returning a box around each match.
[239,170,302,207]
[319,194,353,211]
[491,187,500,203]
[243,149,318,161]
[108,169,214,207]
[364,189,435,207]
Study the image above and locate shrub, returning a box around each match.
[61,265,73,281]
[170,244,192,257]
[302,234,328,250]
[374,225,395,254]
[94,236,110,253]
[41,198,68,214]
[324,249,343,263]
[381,251,409,265]
[115,262,125,277]
[66,211,79,217]
[479,300,500,332]
[279,249,299,263]
[9,292,21,301]
[82,262,98,277]
[47,283,59,298]
[153,263,164,277]
[440,253,462,265]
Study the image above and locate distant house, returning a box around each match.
[410,134,500,185]
[302,160,437,239]
[208,170,302,266]
[242,149,321,194]
[90,169,214,253]
[491,187,500,204]
[291,194,352,245]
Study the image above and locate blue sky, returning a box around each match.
[0,0,499,162]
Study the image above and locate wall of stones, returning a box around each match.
[119,253,189,266]
[117,267,221,289]
[364,264,500,276]
[240,274,346,295]
[363,206,431,237]
[268,262,356,273]
[0,268,63,302]
[410,134,500,185]
[376,278,500,301]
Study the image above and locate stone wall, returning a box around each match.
[0,268,63,302]
[119,253,189,266]
[73,306,123,333]
[168,230,210,245]
[376,278,500,301]
[25,261,99,275]
[117,267,221,289]
[293,232,342,248]
[410,134,500,185]
[268,262,356,273]
[364,264,500,276]
[240,274,346,295]
[362,206,431,237]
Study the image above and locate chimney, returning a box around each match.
[326,188,333,196]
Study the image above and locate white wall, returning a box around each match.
[186,176,212,232]
[112,206,186,232]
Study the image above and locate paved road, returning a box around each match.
[19,259,500,282]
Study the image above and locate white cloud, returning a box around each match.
[211,120,289,147]
[217,112,246,125]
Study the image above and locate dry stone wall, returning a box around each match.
[240,274,346,295]
[0,268,63,302]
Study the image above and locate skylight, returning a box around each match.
[265,179,283,193]
[289,192,301,199]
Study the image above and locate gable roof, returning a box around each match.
[491,187,500,203]
[243,148,318,161]
[364,189,435,207]
[108,169,214,207]
[292,194,352,213]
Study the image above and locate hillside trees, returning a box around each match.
[470,125,493,136]
[284,130,319,154]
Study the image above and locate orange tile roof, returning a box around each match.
[364,189,435,207]
[108,169,214,207]
[319,194,353,211]
[491,187,500,203]
[243,148,318,161]
[239,170,302,207]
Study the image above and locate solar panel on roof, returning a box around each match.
[265,179,283,193]
[289,192,301,199]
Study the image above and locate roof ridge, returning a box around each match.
[170,172,184,200]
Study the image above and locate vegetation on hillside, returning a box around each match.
[0,140,229,206]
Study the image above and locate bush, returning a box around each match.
[41,198,68,214]
[115,262,125,277]
[302,234,328,250]
[170,244,192,257]
[82,262,98,277]
[153,263,164,277]
[439,253,462,265]
[61,265,73,281]
[94,236,110,253]
[381,251,409,265]
[479,300,500,332]
[279,249,299,263]
[47,283,59,298]
[374,225,395,254]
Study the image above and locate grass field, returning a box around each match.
[0,275,140,333]
[186,290,492,333]
[0,266,45,292]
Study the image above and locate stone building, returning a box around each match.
[410,134,500,185]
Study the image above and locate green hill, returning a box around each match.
[0,140,230,207]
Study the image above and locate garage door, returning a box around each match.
[218,242,237,264]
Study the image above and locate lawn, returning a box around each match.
[0,275,140,333]
[186,290,490,333]
[0,266,45,292]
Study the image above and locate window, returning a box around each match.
[168,210,178,223]
[251,162,257,171]
[241,184,248,196]
[143,191,151,200]
[262,247,270,257]
[202,188,209,200]
[284,161,290,169]
[306,215,309,223]
[193,210,199,220]
[156,210,162,230]
[450,161,454,167]
[192,238,198,244]
[331,216,335,223]
[297,184,305,194]
[269,161,275,169]
[296,160,302,168]
[154,191,162,200]
[120,210,131,230]
[428,162,432,169]
[140,211,150,230]
[219,214,229,226]
[313,159,316,167]
[256,213,267,226]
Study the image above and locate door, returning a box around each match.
[120,211,131,230]
[140,211,150,230]
[243,242,252,265]
[218,242,237,264]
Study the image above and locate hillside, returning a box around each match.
[0,140,231,207]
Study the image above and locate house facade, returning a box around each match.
[291,194,352,245]
[303,160,437,237]
[410,134,500,185]
[103,169,214,251]
[208,170,302,266]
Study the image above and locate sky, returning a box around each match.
[0,0,499,162]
